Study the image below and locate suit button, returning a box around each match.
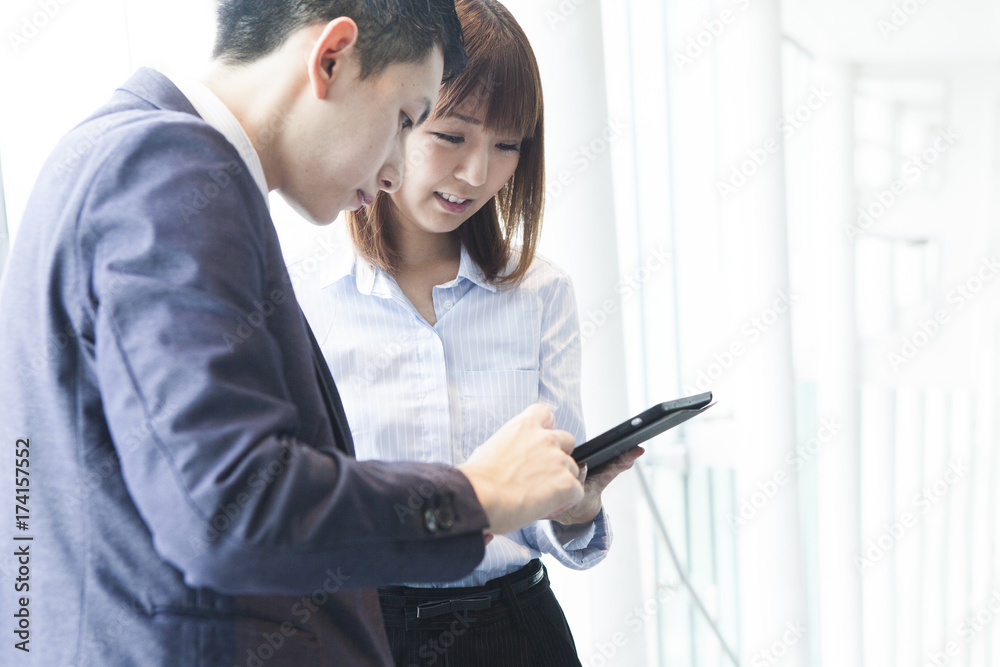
[437,506,455,529]
[424,509,439,532]
[424,506,455,532]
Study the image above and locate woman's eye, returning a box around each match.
[498,143,521,153]
[433,133,464,144]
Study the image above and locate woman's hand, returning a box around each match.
[548,446,645,528]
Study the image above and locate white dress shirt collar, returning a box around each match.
[326,242,503,296]
[168,74,270,210]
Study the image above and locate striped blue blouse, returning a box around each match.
[294,240,611,587]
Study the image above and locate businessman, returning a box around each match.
[0,1,584,665]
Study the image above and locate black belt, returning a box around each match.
[379,559,546,623]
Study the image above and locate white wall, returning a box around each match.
[0,0,215,243]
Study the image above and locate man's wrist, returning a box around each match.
[456,463,495,532]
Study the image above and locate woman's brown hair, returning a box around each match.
[346,0,545,288]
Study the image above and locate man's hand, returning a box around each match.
[457,404,584,536]
[549,446,644,528]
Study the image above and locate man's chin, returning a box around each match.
[277,190,343,226]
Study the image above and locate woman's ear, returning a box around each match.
[307,17,360,100]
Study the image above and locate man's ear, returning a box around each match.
[308,17,360,100]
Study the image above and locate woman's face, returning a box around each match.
[389,99,523,236]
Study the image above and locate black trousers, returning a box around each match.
[378,560,583,667]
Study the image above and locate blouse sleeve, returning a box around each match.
[520,270,612,569]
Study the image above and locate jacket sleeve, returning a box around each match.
[82,118,488,594]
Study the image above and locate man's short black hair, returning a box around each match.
[212,0,467,80]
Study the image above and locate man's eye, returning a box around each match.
[401,113,414,130]
[433,133,464,144]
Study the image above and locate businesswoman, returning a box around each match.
[301,1,640,664]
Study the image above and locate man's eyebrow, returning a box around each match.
[415,98,433,127]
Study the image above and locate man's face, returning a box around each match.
[278,47,445,224]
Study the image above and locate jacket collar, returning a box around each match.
[119,68,270,208]
[117,67,201,117]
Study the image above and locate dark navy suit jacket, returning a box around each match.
[0,68,488,666]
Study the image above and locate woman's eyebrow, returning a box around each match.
[442,112,521,138]
[448,112,483,125]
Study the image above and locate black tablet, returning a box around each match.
[572,392,715,470]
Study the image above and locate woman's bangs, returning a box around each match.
[434,40,541,138]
